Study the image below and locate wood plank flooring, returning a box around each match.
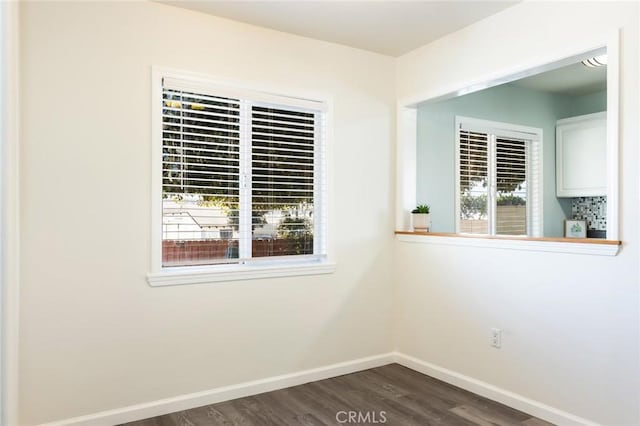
[122,364,554,426]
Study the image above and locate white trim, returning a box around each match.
[150,67,333,284]
[604,30,619,241]
[324,100,336,268]
[1,2,20,425]
[397,31,620,243]
[393,352,599,426]
[162,74,326,113]
[238,100,252,261]
[395,234,620,256]
[147,260,336,286]
[488,133,497,234]
[454,116,543,237]
[457,115,542,141]
[556,111,606,127]
[395,106,417,230]
[454,123,461,233]
[37,353,394,426]
[150,68,164,275]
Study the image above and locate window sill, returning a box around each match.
[395,231,621,256]
[147,260,336,287]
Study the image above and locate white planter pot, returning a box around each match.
[412,213,431,231]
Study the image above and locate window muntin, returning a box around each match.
[160,77,326,269]
[456,118,541,237]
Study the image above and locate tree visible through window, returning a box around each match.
[161,79,325,267]
[457,118,541,236]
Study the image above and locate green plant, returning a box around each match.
[277,215,312,239]
[411,204,430,214]
[278,214,313,255]
[460,193,487,219]
[496,194,526,206]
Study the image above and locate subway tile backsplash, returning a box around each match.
[572,196,607,231]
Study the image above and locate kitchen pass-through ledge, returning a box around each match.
[395,231,621,256]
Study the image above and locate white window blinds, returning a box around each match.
[459,130,489,234]
[495,137,528,236]
[161,78,326,268]
[457,118,542,237]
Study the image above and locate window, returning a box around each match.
[456,117,542,237]
[149,70,333,285]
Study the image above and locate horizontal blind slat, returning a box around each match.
[162,80,324,265]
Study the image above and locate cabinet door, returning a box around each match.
[556,113,607,197]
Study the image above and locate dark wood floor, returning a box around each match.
[123,363,553,426]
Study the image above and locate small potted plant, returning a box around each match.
[411,204,431,231]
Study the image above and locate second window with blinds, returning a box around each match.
[456,116,543,237]
[151,71,331,284]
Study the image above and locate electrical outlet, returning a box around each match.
[491,328,502,348]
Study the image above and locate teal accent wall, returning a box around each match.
[416,84,606,237]
[566,90,607,117]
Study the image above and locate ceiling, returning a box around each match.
[159,1,519,56]
[511,61,607,96]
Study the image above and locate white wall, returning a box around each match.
[18,1,640,425]
[395,2,639,425]
[18,2,395,424]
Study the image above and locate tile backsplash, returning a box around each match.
[572,196,606,231]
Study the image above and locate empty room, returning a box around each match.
[1,1,639,425]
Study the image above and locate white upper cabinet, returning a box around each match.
[556,112,607,198]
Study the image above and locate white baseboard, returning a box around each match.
[38,351,600,426]
[393,352,599,426]
[39,353,395,426]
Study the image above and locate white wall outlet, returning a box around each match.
[491,328,502,348]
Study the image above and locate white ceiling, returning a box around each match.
[159,1,519,56]
[512,62,607,96]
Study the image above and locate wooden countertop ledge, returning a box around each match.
[395,231,621,245]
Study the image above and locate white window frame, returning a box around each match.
[148,68,335,286]
[454,116,543,237]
